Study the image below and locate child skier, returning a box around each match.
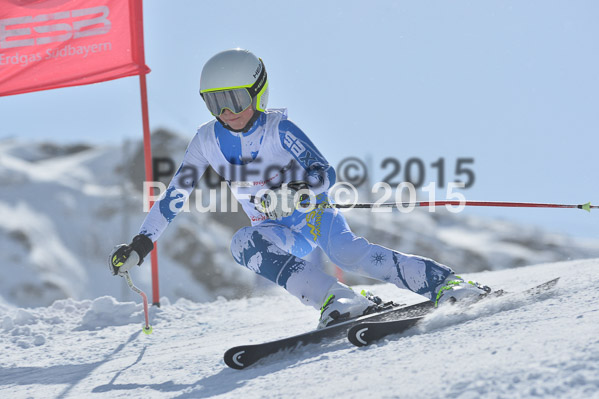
[109,48,490,328]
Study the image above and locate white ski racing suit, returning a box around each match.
[139,109,454,309]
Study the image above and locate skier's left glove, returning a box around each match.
[257,181,310,220]
[108,234,154,276]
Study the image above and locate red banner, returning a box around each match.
[0,0,149,96]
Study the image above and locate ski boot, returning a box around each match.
[317,282,380,329]
[435,274,491,307]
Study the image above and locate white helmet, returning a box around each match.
[199,49,268,131]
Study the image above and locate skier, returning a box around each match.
[109,48,490,328]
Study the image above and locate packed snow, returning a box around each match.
[1,258,598,399]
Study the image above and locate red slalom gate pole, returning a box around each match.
[135,0,160,307]
[330,201,598,212]
[139,72,160,307]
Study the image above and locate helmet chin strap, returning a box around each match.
[217,109,262,133]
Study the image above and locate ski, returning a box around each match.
[224,299,435,370]
[347,277,560,347]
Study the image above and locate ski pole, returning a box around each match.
[318,201,597,211]
[123,271,153,335]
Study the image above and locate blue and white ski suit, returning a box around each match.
[139,109,453,309]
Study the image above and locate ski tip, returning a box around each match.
[348,325,371,347]
[224,347,250,370]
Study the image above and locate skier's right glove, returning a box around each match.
[108,234,154,276]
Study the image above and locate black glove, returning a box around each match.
[108,234,154,276]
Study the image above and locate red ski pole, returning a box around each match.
[328,201,597,211]
[124,271,153,335]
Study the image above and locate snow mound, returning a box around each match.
[0,259,597,399]
[77,296,144,331]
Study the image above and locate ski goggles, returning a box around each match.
[202,88,254,116]
[200,58,268,116]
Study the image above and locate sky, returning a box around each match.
[1,0,598,238]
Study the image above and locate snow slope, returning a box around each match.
[1,258,598,399]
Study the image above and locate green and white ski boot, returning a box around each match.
[318,282,380,329]
[435,274,491,307]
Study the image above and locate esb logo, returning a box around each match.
[0,6,111,49]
